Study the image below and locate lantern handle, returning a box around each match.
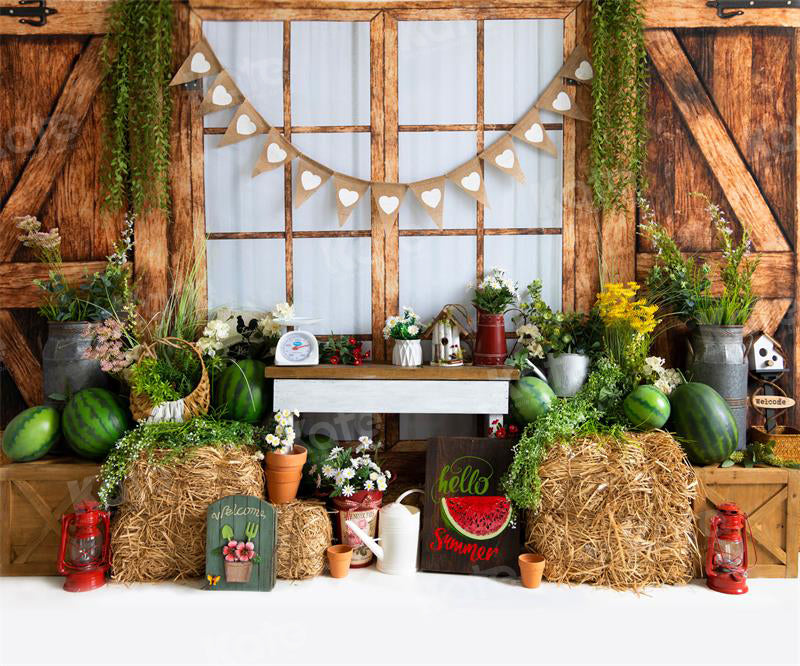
[705,515,719,577]
[56,512,75,575]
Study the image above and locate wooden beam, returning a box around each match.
[193,7,380,21]
[644,0,800,28]
[0,1,110,35]
[190,0,581,9]
[283,19,293,306]
[743,298,792,337]
[794,26,800,429]
[0,37,104,261]
[0,261,107,309]
[0,310,42,406]
[370,13,386,363]
[646,30,790,253]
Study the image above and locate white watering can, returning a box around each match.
[346,489,423,575]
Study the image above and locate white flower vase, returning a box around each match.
[547,352,590,397]
[393,339,423,367]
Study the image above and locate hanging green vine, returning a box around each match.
[101,0,174,216]
[590,0,649,211]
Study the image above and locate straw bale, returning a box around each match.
[275,500,333,580]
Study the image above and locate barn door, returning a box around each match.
[640,27,799,423]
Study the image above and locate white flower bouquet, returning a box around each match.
[383,307,425,340]
[317,436,391,497]
[264,409,300,454]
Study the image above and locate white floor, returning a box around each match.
[0,570,798,666]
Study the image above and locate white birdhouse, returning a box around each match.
[749,333,785,373]
[423,305,471,367]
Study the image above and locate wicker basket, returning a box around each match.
[129,337,210,423]
[749,425,800,463]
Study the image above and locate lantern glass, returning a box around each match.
[713,538,744,571]
[66,525,104,569]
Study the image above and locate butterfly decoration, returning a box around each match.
[207,574,221,588]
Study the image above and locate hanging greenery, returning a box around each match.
[590,0,649,211]
[101,0,174,216]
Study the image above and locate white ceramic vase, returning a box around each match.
[547,352,590,397]
[392,339,423,367]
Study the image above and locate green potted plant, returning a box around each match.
[470,268,517,366]
[384,308,425,367]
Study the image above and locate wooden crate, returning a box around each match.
[0,458,100,576]
[693,466,799,579]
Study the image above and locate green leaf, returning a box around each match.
[720,458,735,468]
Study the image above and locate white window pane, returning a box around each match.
[294,238,371,334]
[484,19,564,125]
[203,22,284,129]
[400,414,476,440]
[398,131,477,230]
[399,236,476,323]
[483,130,562,229]
[205,136,284,233]
[292,133,371,231]
[291,22,370,126]
[398,21,477,125]
[207,239,286,311]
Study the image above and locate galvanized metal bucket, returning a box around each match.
[42,321,108,404]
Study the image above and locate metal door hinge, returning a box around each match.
[707,0,800,19]
[0,0,56,27]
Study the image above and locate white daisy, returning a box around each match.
[364,479,375,491]
[376,476,388,492]
[322,465,336,478]
[342,484,355,498]
[342,467,356,480]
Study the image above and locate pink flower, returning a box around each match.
[222,540,238,558]
[235,542,255,562]
[224,554,236,562]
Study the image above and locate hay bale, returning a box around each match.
[111,446,264,582]
[276,500,333,580]
[525,431,699,590]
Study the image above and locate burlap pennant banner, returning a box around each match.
[447,157,488,206]
[220,101,270,147]
[333,173,371,227]
[372,183,408,234]
[557,45,594,84]
[480,134,525,183]
[253,129,299,177]
[294,156,333,209]
[200,71,245,115]
[510,106,557,157]
[409,177,446,229]
[535,77,589,121]
[170,37,222,86]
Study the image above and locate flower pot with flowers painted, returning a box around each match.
[264,409,307,504]
[221,539,259,583]
[384,308,425,367]
[470,268,518,367]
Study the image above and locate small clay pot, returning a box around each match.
[519,553,546,589]
[265,445,307,504]
[326,545,353,578]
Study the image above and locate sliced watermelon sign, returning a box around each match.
[420,437,520,575]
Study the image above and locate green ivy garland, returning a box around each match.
[590,0,649,211]
[101,0,174,216]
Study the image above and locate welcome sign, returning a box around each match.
[420,437,520,576]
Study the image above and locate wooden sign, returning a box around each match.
[420,437,519,576]
[205,495,276,592]
[752,395,795,409]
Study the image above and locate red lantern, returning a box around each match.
[56,500,111,592]
[706,502,751,595]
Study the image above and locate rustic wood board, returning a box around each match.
[205,495,276,592]
[420,437,519,576]
[266,362,519,381]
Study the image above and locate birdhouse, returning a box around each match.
[422,305,472,367]
[748,333,785,373]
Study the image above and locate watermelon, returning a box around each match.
[669,382,738,465]
[440,496,512,541]
[300,433,337,494]
[510,377,555,425]
[623,385,671,431]
[2,406,61,462]
[215,360,268,424]
[62,388,130,460]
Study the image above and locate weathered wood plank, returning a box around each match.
[744,299,792,337]
[0,310,42,406]
[0,37,104,261]
[475,19,485,282]
[794,27,800,429]
[370,13,386,362]
[646,30,789,253]
[283,20,294,306]
[0,261,107,309]
[561,5,577,310]
[190,0,581,10]
[0,1,111,35]
[266,362,519,380]
[644,0,800,28]
[189,10,208,315]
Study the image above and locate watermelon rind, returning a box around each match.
[2,406,61,462]
[440,496,512,541]
[623,385,670,431]
[509,377,555,425]
[215,360,268,424]
[669,382,738,465]
[62,388,130,460]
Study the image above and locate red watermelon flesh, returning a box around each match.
[440,496,512,541]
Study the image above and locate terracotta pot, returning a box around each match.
[332,490,383,567]
[326,545,353,578]
[473,310,507,366]
[519,553,546,589]
[265,445,307,503]
[224,560,253,583]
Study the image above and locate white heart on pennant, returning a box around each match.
[379,195,400,215]
[338,188,359,207]
[552,91,572,112]
[236,114,257,136]
[495,149,515,169]
[190,52,211,74]
[524,123,544,143]
[212,85,233,106]
[266,143,287,163]
[421,188,441,209]
[575,60,594,81]
[301,170,321,191]
[461,171,481,192]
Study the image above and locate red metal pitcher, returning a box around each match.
[473,310,507,366]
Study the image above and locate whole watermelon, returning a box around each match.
[2,406,61,462]
[300,433,337,495]
[669,382,738,465]
[623,385,671,431]
[510,377,556,424]
[62,388,130,460]
[215,360,268,424]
